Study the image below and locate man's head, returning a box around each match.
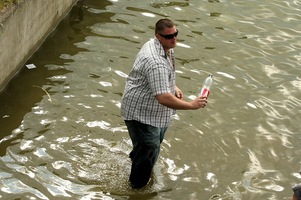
[155,18,178,51]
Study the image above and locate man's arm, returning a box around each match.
[156,92,207,110]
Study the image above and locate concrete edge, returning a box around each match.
[0,0,78,92]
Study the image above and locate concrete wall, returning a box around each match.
[0,0,77,91]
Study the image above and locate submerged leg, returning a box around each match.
[125,120,167,189]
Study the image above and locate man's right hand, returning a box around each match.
[190,96,207,109]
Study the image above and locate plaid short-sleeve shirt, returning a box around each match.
[121,38,176,127]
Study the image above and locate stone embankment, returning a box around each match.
[0,0,77,91]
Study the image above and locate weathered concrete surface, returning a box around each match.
[0,0,77,91]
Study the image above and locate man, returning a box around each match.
[121,18,208,189]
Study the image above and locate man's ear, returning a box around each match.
[155,34,161,40]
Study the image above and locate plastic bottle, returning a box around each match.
[199,74,213,98]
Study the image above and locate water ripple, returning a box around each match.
[1,0,301,199]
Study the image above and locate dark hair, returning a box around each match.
[155,19,175,34]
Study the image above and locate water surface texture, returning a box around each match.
[0,0,301,199]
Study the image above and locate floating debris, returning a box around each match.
[26,64,36,69]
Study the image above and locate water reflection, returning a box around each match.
[0,0,301,199]
[69,0,85,25]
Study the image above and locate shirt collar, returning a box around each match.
[154,38,170,59]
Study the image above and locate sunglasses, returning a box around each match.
[159,30,178,40]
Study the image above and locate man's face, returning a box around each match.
[156,26,178,51]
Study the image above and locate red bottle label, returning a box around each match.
[200,88,210,98]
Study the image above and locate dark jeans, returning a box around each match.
[125,120,168,189]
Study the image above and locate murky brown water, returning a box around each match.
[0,0,301,199]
